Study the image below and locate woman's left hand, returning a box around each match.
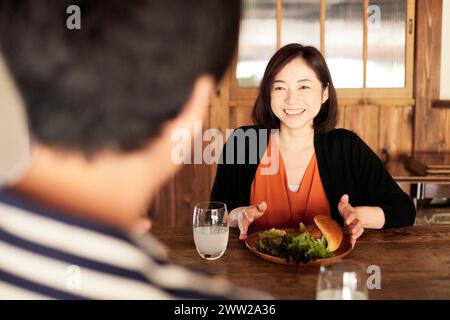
[338,194,364,248]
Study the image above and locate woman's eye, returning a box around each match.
[299,86,310,90]
[274,87,285,91]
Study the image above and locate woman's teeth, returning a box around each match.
[283,109,305,116]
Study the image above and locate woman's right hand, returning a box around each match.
[229,201,267,240]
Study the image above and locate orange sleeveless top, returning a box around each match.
[250,136,330,231]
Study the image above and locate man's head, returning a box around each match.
[0,1,240,228]
[0,0,240,155]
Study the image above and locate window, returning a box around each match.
[237,0,277,87]
[233,0,415,100]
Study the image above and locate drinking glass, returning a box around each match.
[193,201,229,260]
[316,261,369,300]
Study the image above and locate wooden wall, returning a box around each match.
[148,125,213,227]
[414,0,450,153]
[150,0,448,226]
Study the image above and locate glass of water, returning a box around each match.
[316,261,369,300]
[193,201,229,260]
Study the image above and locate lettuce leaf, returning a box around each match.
[256,225,334,263]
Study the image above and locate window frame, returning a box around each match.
[230,0,416,103]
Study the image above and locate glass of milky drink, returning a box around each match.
[316,261,369,300]
[193,202,229,260]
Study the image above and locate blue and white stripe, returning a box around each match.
[0,190,269,300]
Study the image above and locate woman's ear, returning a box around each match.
[321,85,329,104]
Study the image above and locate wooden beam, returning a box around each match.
[405,0,416,97]
[432,100,450,109]
[363,0,368,88]
[320,0,326,55]
[276,0,282,49]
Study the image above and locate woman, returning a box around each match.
[210,44,416,247]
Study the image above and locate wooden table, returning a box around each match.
[152,226,450,300]
[385,158,450,208]
[385,159,450,184]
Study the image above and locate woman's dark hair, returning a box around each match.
[252,43,338,132]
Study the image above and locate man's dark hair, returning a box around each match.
[252,43,338,133]
[0,0,241,155]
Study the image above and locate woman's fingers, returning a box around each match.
[350,227,364,248]
[237,208,252,240]
[340,194,349,204]
[338,194,353,220]
[351,225,364,240]
[348,218,362,231]
[252,201,267,219]
[348,220,363,236]
[350,237,357,248]
[347,219,360,234]
[338,194,349,211]
[347,219,364,248]
[344,213,356,226]
[238,217,249,240]
[338,194,364,247]
[243,202,267,223]
[238,202,267,240]
[256,201,267,212]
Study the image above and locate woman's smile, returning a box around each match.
[283,108,306,117]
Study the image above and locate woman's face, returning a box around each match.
[270,57,328,131]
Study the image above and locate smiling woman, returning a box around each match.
[211,43,416,245]
[252,44,337,133]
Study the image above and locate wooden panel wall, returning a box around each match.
[414,0,450,152]
[149,116,213,227]
[149,163,212,227]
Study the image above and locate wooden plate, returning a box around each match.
[245,228,353,266]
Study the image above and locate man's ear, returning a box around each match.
[163,75,215,135]
[180,75,214,124]
[0,54,30,186]
[140,75,214,195]
[322,85,329,104]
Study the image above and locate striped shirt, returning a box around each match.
[0,190,269,300]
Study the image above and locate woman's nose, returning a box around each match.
[285,90,298,105]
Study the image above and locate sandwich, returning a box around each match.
[309,215,344,252]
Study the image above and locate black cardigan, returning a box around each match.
[210,125,416,229]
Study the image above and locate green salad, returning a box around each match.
[256,223,334,264]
